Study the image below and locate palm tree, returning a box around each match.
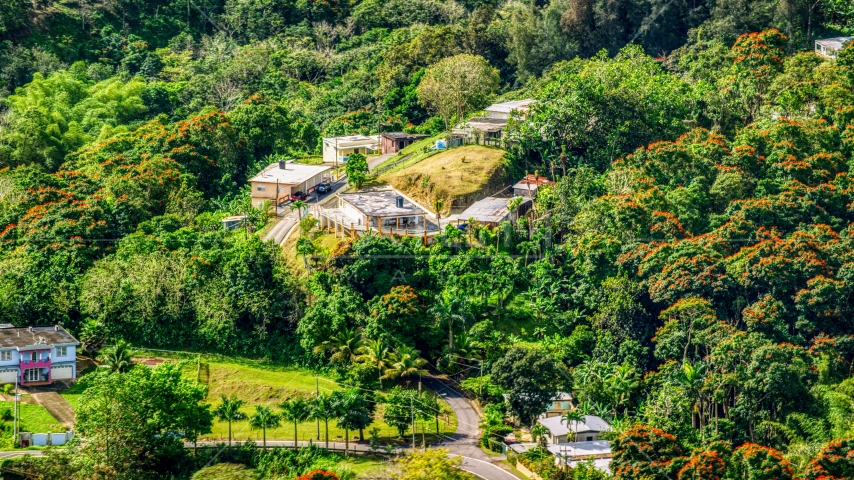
[290,199,308,221]
[249,405,280,448]
[312,393,340,448]
[96,340,134,373]
[434,198,444,229]
[279,398,312,447]
[215,396,247,446]
[314,327,364,365]
[382,345,429,386]
[560,410,585,442]
[429,294,466,351]
[530,423,551,449]
[676,361,706,429]
[356,338,393,388]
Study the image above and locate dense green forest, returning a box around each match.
[2,0,854,478]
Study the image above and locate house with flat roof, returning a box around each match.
[815,37,852,58]
[537,415,612,444]
[448,196,532,227]
[380,132,428,154]
[322,135,380,164]
[483,99,535,120]
[0,325,80,385]
[317,188,441,243]
[548,440,613,472]
[249,160,333,209]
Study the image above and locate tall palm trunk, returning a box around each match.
[325,419,329,448]
[228,420,232,446]
[345,429,349,456]
[294,421,298,447]
[262,426,267,448]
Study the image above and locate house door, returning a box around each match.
[25,368,40,382]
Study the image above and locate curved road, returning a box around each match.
[423,377,520,480]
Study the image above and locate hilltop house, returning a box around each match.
[322,135,380,164]
[0,325,80,385]
[317,188,440,243]
[450,99,535,144]
[815,37,852,58]
[380,132,428,154]
[249,160,333,208]
[483,99,534,120]
[537,415,612,444]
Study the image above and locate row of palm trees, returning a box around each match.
[314,329,428,388]
[214,392,370,454]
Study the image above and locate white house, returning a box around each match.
[547,440,613,473]
[483,99,535,120]
[815,37,853,58]
[537,415,612,444]
[0,324,79,385]
[322,135,380,164]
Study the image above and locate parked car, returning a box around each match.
[290,191,306,202]
[316,182,331,194]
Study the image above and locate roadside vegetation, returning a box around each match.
[0,0,853,478]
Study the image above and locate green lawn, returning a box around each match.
[0,401,67,438]
[119,353,457,445]
[338,456,397,478]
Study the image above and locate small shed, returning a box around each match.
[512,174,554,199]
[221,215,247,231]
[380,132,428,154]
[815,37,853,58]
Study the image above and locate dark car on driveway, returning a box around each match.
[290,191,306,202]
[316,182,331,194]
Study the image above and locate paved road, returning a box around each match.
[423,377,520,480]
[368,153,394,171]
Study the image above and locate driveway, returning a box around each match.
[262,178,348,245]
[423,377,520,480]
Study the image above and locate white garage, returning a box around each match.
[0,369,17,384]
[51,365,73,380]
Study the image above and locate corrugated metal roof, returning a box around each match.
[450,196,531,224]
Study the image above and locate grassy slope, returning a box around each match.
[372,134,446,172]
[69,353,459,444]
[378,145,507,214]
[202,360,458,443]
[0,401,67,448]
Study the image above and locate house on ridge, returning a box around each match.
[0,324,80,385]
[322,135,380,164]
[249,160,333,209]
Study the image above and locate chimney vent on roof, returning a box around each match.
[279,160,286,170]
[55,325,59,331]
[28,326,32,333]
[396,196,404,208]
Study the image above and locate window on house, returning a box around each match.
[586,436,593,442]
[0,351,10,361]
[256,185,266,191]
[30,352,37,362]
[57,347,67,357]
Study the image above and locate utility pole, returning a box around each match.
[13,374,18,447]
[410,395,415,451]
[479,361,484,398]
[316,375,320,439]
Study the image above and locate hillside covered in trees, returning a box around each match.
[2,0,854,478]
